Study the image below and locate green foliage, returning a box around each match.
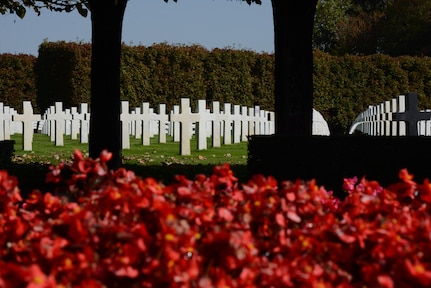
[0,53,37,112]
[314,0,431,56]
[313,51,414,134]
[314,0,352,52]
[205,48,255,107]
[380,0,431,56]
[0,0,88,18]
[122,43,208,110]
[35,41,91,113]
[4,42,431,135]
[32,42,273,112]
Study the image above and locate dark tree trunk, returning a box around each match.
[88,0,127,169]
[271,0,318,136]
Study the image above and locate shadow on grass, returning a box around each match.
[7,162,52,199]
[123,163,249,185]
[7,162,250,199]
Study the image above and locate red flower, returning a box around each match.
[25,264,56,288]
[405,258,431,286]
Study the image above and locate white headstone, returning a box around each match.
[248,107,255,136]
[46,102,68,146]
[312,109,330,136]
[64,108,72,136]
[171,105,180,142]
[195,100,209,150]
[0,103,7,141]
[1,105,13,140]
[133,107,142,139]
[210,101,222,148]
[153,104,168,144]
[79,103,90,143]
[120,101,133,149]
[141,102,152,146]
[170,98,201,155]
[12,101,41,151]
[231,105,242,144]
[70,107,80,140]
[223,103,233,145]
[241,106,249,142]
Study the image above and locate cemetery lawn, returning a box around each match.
[8,133,249,197]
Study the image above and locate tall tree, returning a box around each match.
[272,0,317,135]
[87,0,126,169]
[314,0,352,53]
[379,0,431,56]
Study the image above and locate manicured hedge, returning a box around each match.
[34,41,91,113]
[0,54,37,113]
[313,51,431,134]
[2,42,431,134]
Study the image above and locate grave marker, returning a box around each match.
[241,106,249,142]
[153,104,169,143]
[171,105,180,142]
[1,105,13,140]
[196,100,209,150]
[170,98,201,155]
[223,103,233,145]
[133,107,142,139]
[70,107,80,140]
[79,103,90,143]
[393,92,431,136]
[46,102,68,146]
[0,103,7,141]
[232,105,242,144]
[210,101,222,148]
[120,101,133,149]
[12,101,41,151]
[140,102,152,146]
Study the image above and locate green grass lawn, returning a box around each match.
[9,133,250,196]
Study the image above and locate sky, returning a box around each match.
[0,0,274,56]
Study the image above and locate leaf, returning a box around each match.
[275,213,286,227]
[16,6,26,19]
[335,229,356,243]
[287,211,301,223]
[77,3,88,18]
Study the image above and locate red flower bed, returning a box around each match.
[1,149,431,287]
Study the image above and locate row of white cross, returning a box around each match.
[349,92,431,136]
[1,99,275,155]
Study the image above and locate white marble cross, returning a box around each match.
[64,109,72,136]
[248,107,256,136]
[209,101,222,148]
[241,106,249,142]
[170,98,202,155]
[69,107,80,140]
[0,103,7,141]
[133,107,142,139]
[12,101,41,151]
[195,100,209,150]
[231,105,242,144]
[0,104,13,141]
[79,103,90,144]
[222,103,233,145]
[120,101,133,149]
[45,105,55,142]
[140,102,152,146]
[46,102,69,146]
[153,104,169,144]
[171,105,180,142]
